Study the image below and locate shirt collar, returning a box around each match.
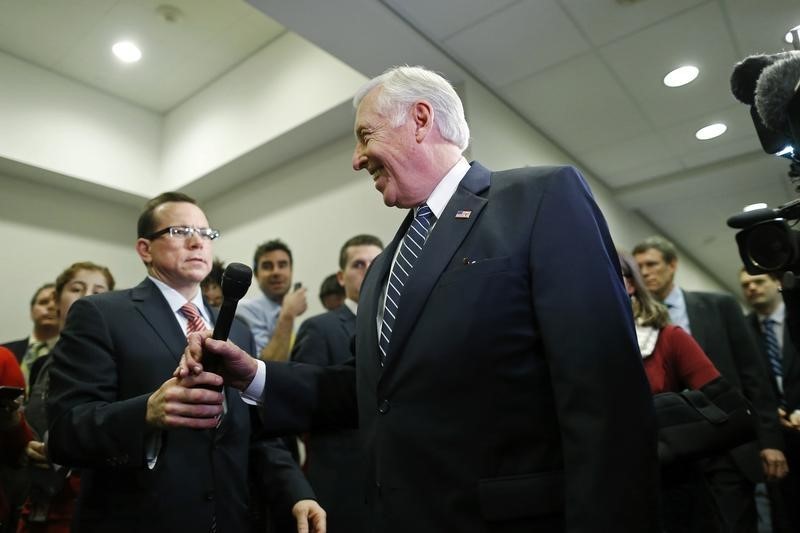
[344,298,358,316]
[148,276,211,324]
[423,157,470,219]
[758,301,785,325]
[663,285,683,309]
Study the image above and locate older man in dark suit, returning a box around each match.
[183,65,659,533]
[634,236,787,533]
[46,192,324,532]
[291,234,383,533]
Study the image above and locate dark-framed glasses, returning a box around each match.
[145,226,220,241]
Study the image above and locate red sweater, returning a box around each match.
[643,325,720,395]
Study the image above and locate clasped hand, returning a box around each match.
[146,331,257,429]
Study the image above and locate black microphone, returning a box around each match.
[755,51,800,134]
[205,262,252,376]
[726,207,778,229]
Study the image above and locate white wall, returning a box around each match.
[0,51,160,195]
[0,172,144,339]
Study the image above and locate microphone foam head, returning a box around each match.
[731,54,783,105]
[221,262,252,300]
[755,51,800,133]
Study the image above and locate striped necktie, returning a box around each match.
[762,317,784,397]
[379,204,435,365]
[179,303,206,335]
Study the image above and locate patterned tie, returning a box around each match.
[21,341,48,389]
[179,303,207,334]
[379,204,435,365]
[762,318,784,397]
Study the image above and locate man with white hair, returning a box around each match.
[184,65,659,533]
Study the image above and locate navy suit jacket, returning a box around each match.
[684,290,783,481]
[46,278,312,532]
[263,163,659,533]
[746,311,800,413]
[291,305,365,533]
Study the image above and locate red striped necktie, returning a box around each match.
[179,302,206,335]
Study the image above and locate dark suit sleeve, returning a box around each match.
[290,318,331,366]
[46,298,151,468]
[259,360,357,434]
[720,296,784,450]
[529,167,659,531]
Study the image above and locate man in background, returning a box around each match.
[318,273,345,311]
[291,234,383,533]
[633,235,786,533]
[2,284,59,387]
[237,240,307,361]
[740,269,800,532]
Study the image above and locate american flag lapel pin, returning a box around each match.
[454,210,472,219]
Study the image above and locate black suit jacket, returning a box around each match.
[684,290,783,481]
[1,338,28,363]
[46,278,313,532]
[291,305,365,533]
[745,310,800,413]
[263,164,659,533]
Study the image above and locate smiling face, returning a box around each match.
[136,201,212,298]
[255,249,292,302]
[352,88,436,208]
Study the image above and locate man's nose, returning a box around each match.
[352,146,367,171]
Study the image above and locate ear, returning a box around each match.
[136,238,153,266]
[411,100,434,142]
[336,270,345,287]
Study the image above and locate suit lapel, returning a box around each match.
[683,290,710,350]
[381,163,491,375]
[131,279,187,365]
[336,305,356,337]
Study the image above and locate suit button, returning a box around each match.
[377,399,390,414]
[204,491,214,501]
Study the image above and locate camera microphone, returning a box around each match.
[726,207,778,229]
[730,53,790,105]
[755,51,800,134]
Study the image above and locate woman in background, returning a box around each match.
[17,262,114,533]
[619,250,721,533]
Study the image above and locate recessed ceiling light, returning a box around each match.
[743,203,768,212]
[663,65,699,87]
[785,24,800,43]
[695,123,727,140]
[112,41,142,63]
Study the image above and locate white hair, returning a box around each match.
[353,65,470,152]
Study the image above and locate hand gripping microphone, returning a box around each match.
[205,262,252,377]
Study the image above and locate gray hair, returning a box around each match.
[632,236,679,264]
[353,65,470,152]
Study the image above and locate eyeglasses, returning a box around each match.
[145,226,220,241]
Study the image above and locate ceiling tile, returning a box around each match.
[444,0,590,86]
[723,0,800,55]
[501,52,651,152]
[580,131,684,187]
[559,0,706,46]
[599,1,740,128]
[656,103,761,165]
[382,0,518,41]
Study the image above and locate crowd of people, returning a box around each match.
[0,65,797,533]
